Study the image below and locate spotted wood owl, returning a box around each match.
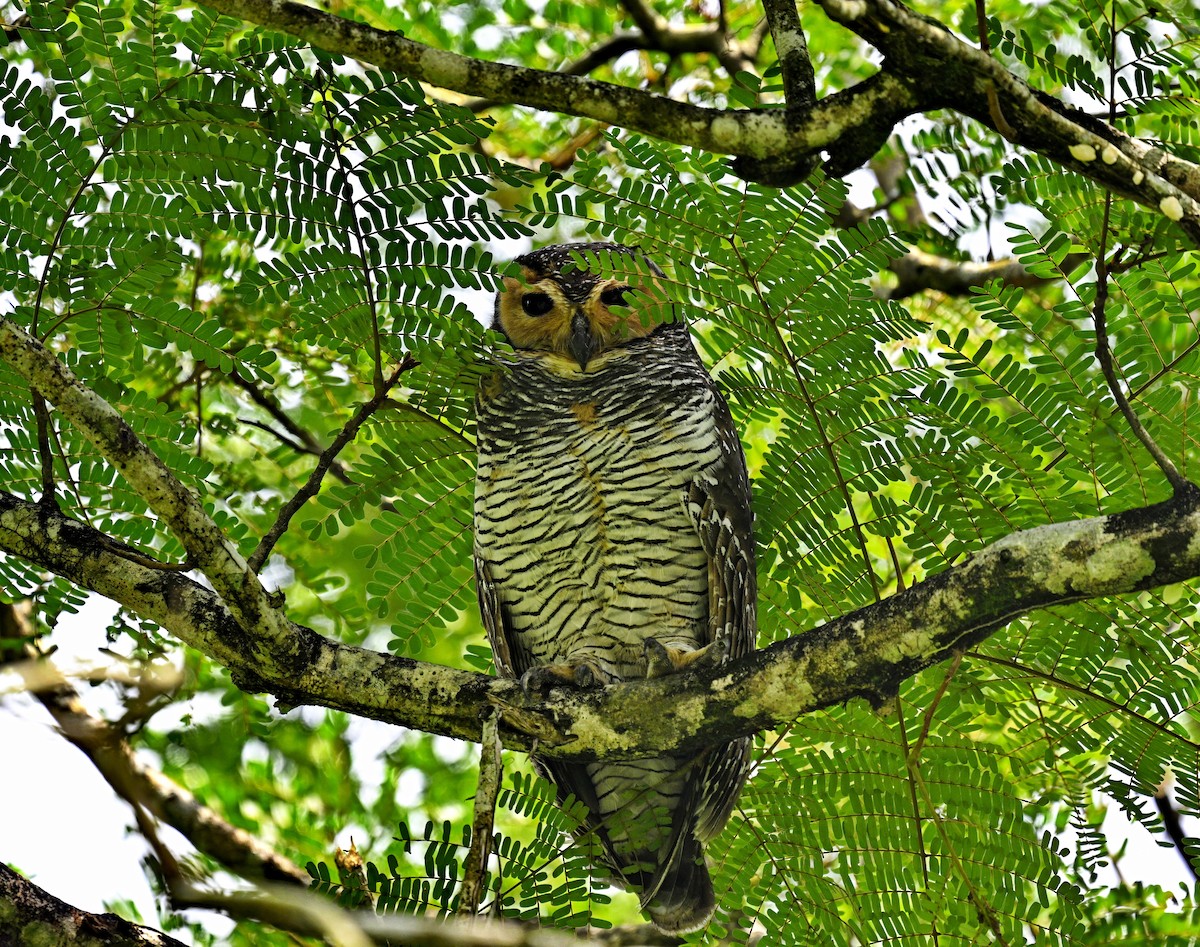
[473,242,756,933]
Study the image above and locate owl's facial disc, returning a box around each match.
[494,249,670,369]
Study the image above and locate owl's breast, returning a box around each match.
[474,358,722,676]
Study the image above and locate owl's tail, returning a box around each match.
[641,832,715,934]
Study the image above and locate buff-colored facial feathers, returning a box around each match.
[493,245,671,368]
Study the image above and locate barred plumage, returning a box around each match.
[474,243,756,933]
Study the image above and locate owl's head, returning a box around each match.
[493,242,673,370]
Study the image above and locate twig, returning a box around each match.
[730,242,882,600]
[894,698,940,945]
[238,416,315,457]
[247,355,417,572]
[227,368,355,484]
[907,652,964,763]
[1154,784,1200,881]
[618,0,722,54]
[1092,195,1189,494]
[0,654,181,697]
[546,124,609,171]
[459,708,504,915]
[901,653,1005,944]
[32,390,56,507]
[973,0,1017,140]
[195,368,205,458]
[908,762,1012,945]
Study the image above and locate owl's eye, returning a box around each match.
[521,292,554,316]
[600,287,629,308]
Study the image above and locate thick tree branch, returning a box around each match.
[176,881,646,945]
[6,301,1200,764]
[176,0,1200,238]
[816,0,1200,240]
[192,0,914,188]
[4,483,1200,763]
[0,316,293,652]
[192,0,803,160]
[0,863,188,947]
[1,861,646,947]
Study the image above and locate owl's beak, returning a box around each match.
[568,311,597,369]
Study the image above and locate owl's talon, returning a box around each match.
[644,637,730,678]
[644,639,676,679]
[698,636,730,669]
[519,666,566,698]
[574,661,618,687]
[520,661,614,696]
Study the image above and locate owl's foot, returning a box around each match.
[644,637,729,679]
[520,661,618,696]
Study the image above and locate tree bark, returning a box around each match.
[0,864,189,947]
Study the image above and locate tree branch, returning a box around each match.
[1,861,639,947]
[815,0,1200,240]
[761,0,815,112]
[247,355,417,572]
[172,881,629,945]
[0,315,294,652]
[4,482,1200,763]
[0,863,189,947]
[174,0,1200,238]
[884,249,1089,300]
[190,0,916,189]
[617,0,724,55]
[1091,195,1187,494]
[0,604,310,888]
[459,708,503,916]
[6,302,1200,766]
[1154,786,1200,881]
[226,366,354,484]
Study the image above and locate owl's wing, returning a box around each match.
[688,387,757,661]
[683,385,757,845]
[474,554,532,680]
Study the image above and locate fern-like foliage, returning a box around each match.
[3,0,1200,943]
[310,772,613,928]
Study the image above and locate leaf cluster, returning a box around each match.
[2,0,1200,943]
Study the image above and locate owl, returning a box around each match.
[473,242,756,934]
